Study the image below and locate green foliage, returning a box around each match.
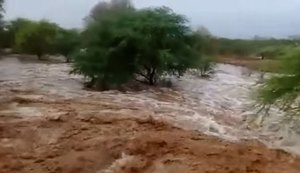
[217,38,299,58]
[197,55,215,77]
[54,29,80,62]
[129,7,197,83]
[0,0,3,11]
[258,46,300,116]
[15,20,59,59]
[85,0,133,25]
[0,0,5,49]
[1,18,34,49]
[0,0,4,27]
[72,4,202,89]
[191,30,216,76]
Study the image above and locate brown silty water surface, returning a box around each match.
[0,56,300,173]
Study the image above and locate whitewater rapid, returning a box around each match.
[1,56,300,154]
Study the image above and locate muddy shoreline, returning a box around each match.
[1,93,300,173]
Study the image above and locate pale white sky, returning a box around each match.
[3,0,300,38]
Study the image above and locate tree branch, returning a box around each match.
[134,77,148,84]
[136,71,150,80]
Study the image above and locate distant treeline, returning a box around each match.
[216,38,300,59]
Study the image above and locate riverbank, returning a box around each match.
[217,55,280,73]
[1,93,300,173]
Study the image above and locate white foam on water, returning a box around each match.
[1,57,300,154]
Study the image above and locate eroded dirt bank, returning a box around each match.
[0,56,300,173]
[1,95,300,173]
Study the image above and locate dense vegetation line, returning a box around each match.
[0,0,215,89]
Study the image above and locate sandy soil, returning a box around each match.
[0,57,300,173]
[1,94,300,173]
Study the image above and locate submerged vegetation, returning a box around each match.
[1,0,215,89]
[0,0,299,117]
[72,2,216,88]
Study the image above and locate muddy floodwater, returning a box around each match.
[0,57,300,173]
[0,56,299,153]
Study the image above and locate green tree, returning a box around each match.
[54,29,80,62]
[0,0,5,49]
[0,0,4,28]
[85,0,133,25]
[72,6,201,89]
[1,18,34,49]
[257,46,300,116]
[15,20,59,60]
[191,29,216,77]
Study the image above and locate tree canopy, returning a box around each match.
[85,0,133,25]
[0,0,4,27]
[72,3,204,89]
[15,20,59,59]
[54,28,80,62]
[1,18,34,49]
[0,0,5,48]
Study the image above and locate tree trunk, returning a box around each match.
[149,75,154,85]
[148,68,156,85]
[66,57,71,63]
[85,77,96,88]
[95,79,109,91]
[37,53,42,60]
[138,66,157,85]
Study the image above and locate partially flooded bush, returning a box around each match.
[72,2,207,90]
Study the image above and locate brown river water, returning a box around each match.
[0,56,299,155]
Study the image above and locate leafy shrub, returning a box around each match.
[257,46,300,116]
[15,20,59,59]
[54,29,80,62]
[72,3,204,89]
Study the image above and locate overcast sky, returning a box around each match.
[3,0,300,38]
